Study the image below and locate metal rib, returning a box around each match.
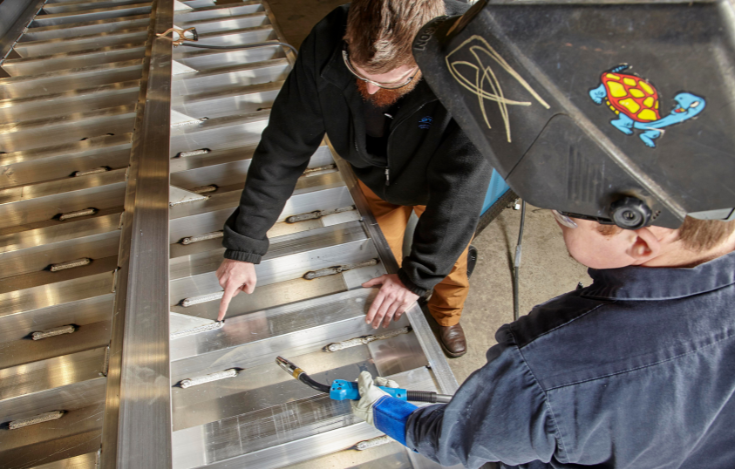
[0,0,152,465]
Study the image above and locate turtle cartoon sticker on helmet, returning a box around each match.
[589,65,706,148]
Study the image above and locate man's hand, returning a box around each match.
[215,259,257,321]
[351,371,399,426]
[362,274,419,329]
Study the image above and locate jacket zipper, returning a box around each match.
[384,103,427,187]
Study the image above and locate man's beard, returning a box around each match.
[356,71,422,108]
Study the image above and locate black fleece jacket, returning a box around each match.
[223,3,493,296]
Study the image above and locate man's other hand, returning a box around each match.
[216,259,257,321]
[361,274,419,329]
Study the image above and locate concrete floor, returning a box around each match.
[265,0,591,385]
[451,205,590,383]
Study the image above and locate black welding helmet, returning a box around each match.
[413,0,735,229]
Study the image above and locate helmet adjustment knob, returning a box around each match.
[609,197,652,230]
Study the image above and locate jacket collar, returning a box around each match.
[321,41,352,91]
[583,250,735,301]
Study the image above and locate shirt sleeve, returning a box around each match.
[405,328,559,468]
[398,120,493,295]
[222,28,327,263]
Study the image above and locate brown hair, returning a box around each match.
[597,216,735,251]
[344,0,445,74]
[677,216,735,251]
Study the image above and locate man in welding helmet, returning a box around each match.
[352,212,735,468]
[349,0,735,466]
[216,0,494,358]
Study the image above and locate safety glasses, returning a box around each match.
[552,210,619,229]
[342,44,418,90]
[552,210,578,229]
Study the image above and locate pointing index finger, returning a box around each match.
[217,282,239,321]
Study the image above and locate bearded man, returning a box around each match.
[215,0,493,358]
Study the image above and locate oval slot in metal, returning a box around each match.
[303,258,379,280]
[57,208,98,221]
[31,325,76,341]
[180,230,224,245]
[72,166,111,177]
[324,326,412,352]
[302,163,336,175]
[49,257,92,272]
[178,368,239,389]
[171,320,224,339]
[9,411,65,430]
[355,435,392,451]
[174,148,211,158]
[180,291,224,308]
[190,184,218,194]
[285,205,356,224]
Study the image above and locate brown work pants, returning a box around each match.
[358,180,471,327]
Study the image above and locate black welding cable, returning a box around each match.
[180,41,299,56]
[297,371,331,394]
[407,390,452,404]
[513,200,526,321]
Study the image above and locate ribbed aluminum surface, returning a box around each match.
[0,0,152,466]
[166,2,459,468]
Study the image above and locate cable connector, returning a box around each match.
[157,26,198,46]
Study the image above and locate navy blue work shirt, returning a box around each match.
[406,251,735,468]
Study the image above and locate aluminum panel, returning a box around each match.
[170,289,374,360]
[0,320,111,370]
[0,377,106,425]
[30,3,152,28]
[169,113,268,156]
[174,45,285,69]
[172,59,289,95]
[13,29,148,57]
[29,453,99,469]
[179,12,270,34]
[169,274,349,322]
[0,231,120,279]
[0,60,143,100]
[0,108,136,153]
[0,294,114,344]
[2,46,146,77]
[0,82,140,122]
[0,270,115,319]
[19,15,149,42]
[0,347,107,401]
[0,403,104,469]
[174,3,263,23]
[159,1,461,466]
[42,0,151,15]
[169,239,379,303]
[172,82,281,119]
[0,137,132,189]
[0,182,125,229]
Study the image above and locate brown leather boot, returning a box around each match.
[439,323,467,358]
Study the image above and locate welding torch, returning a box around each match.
[276,356,452,404]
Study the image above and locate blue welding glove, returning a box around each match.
[351,371,418,446]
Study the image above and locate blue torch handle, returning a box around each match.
[330,379,408,401]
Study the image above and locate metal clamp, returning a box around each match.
[156,26,198,46]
